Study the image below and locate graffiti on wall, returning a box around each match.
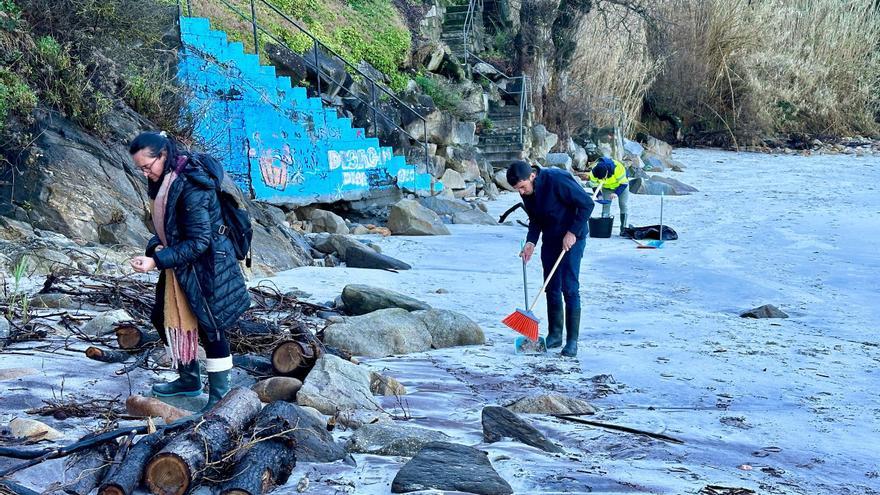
[178,19,439,205]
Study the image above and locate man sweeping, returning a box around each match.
[588,156,630,235]
[506,161,594,357]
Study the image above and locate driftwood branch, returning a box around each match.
[553,414,684,444]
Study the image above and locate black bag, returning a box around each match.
[621,224,678,241]
[192,153,254,265]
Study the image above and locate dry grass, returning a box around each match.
[563,3,660,138]
[647,0,880,145]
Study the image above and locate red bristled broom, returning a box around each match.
[502,249,566,341]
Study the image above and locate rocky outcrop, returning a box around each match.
[388,199,450,235]
[341,284,431,315]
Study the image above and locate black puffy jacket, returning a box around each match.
[146,157,250,341]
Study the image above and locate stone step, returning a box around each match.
[480,144,525,154]
[479,136,522,146]
[446,5,471,13]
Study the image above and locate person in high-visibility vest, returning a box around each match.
[588,157,630,235]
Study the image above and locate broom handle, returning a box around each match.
[522,258,529,308]
[528,249,566,312]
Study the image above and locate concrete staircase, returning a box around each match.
[440,4,471,60]
[177,16,440,206]
[480,102,526,169]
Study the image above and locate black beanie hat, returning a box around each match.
[506,160,533,187]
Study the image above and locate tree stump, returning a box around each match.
[115,325,161,350]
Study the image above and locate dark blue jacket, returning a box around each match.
[521,167,594,245]
[146,156,250,340]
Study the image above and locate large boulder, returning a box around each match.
[258,401,347,463]
[482,405,563,453]
[494,169,516,192]
[649,175,698,195]
[81,310,132,337]
[440,169,466,190]
[629,175,698,196]
[452,208,496,225]
[391,442,513,494]
[448,158,481,182]
[322,308,433,357]
[313,234,411,270]
[530,124,558,159]
[412,309,485,348]
[388,199,450,236]
[297,355,377,414]
[341,284,431,315]
[418,196,472,222]
[505,393,596,415]
[545,153,573,172]
[345,422,453,457]
[309,209,349,234]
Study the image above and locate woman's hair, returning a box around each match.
[506,160,533,187]
[129,132,186,198]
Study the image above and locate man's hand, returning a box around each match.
[520,242,535,263]
[610,193,618,200]
[562,231,576,251]
[130,256,157,273]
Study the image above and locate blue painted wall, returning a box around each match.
[177,17,440,206]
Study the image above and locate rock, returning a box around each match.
[29,293,75,309]
[567,139,589,171]
[0,368,39,381]
[642,154,666,171]
[412,309,485,348]
[418,196,472,221]
[264,401,347,463]
[370,371,407,396]
[545,153,573,172]
[669,159,687,172]
[350,224,371,235]
[449,158,481,182]
[454,122,477,146]
[740,304,789,319]
[251,377,303,402]
[309,209,348,234]
[483,181,500,200]
[341,284,431,315]
[323,308,433,357]
[440,169,466,190]
[649,175,698,195]
[388,199,450,236]
[494,170,516,192]
[345,422,452,457]
[531,124,558,159]
[505,393,596,415]
[81,309,132,336]
[623,138,644,158]
[391,442,513,494]
[313,234,411,270]
[297,355,377,414]
[337,409,392,429]
[9,418,64,441]
[481,405,563,453]
[16,248,74,275]
[452,183,477,199]
[643,135,673,158]
[0,317,9,347]
[452,208,496,225]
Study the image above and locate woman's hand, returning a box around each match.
[130,256,157,273]
[562,231,576,251]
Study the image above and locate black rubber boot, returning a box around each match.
[619,214,628,236]
[199,370,231,414]
[561,305,581,357]
[545,294,564,349]
[152,361,202,397]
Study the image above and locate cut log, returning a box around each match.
[218,400,297,495]
[115,325,161,350]
[271,340,320,377]
[125,396,193,424]
[99,432,170,495]
[232,354,274,376]
[251,377,302,403]
[62,442,117,495]
[144,388,262,495]
[86,347,130,364]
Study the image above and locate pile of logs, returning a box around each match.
[0,389,301,495]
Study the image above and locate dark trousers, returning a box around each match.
[541,237,585,310]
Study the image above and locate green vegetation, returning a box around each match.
[202,0,412,91]
[415,74,462,113]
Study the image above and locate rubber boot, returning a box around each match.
[560,305,581,357]
[619,213,628,236]
[545,294,564,349]
[199,370,231,414]
[152,361,202,397]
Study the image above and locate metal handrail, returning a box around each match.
[467,51,529,144]
[178,0,430,194]
[462,0,483,62]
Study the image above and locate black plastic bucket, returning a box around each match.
[589,216,613,238]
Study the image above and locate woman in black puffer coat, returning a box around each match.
[128,132,250,413]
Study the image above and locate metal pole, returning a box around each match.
[371,81,378,138]
[313,42,321,97]
[186,0,192,17]
[250,0,259,56]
